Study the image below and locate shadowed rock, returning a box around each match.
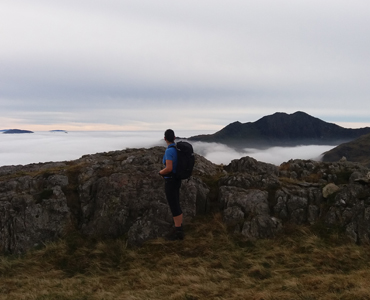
[0,147,215,253]
[1,146,370,254]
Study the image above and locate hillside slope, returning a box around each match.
[322,133,370,167]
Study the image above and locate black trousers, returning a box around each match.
[165,178,182,217]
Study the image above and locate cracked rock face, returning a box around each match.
[0,174,72,253]
[221,157,370,243]
[219,156,284,240]
[219,186,282,240]
[0,147,213,253]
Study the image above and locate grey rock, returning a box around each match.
[308,205,320,224]
[241,216,282,240]
[219,186,282,239]
[225,156,279,176]
[224,156,370,244]
[223,206,245,226]
[322,183,340,198]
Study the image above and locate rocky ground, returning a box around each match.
[1,147,370,254]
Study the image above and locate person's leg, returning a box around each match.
[172,178,182,227]
[173,214,183,227]
[165,178,184,240]
[165,179,182,217]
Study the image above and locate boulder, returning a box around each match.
[322,183,340,198]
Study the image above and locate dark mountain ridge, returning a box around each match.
[189,111,370,148]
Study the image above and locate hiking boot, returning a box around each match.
[165,226,184,241]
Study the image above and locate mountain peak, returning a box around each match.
[189,111,370,148]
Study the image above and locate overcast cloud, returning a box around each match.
[1,0,370,131]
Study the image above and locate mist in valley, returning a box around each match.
[0,131,335,167]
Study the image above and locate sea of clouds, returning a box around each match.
[0,131,335,167]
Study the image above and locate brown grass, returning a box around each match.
[2,214,370,300]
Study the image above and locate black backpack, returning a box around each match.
[170,141,195,180]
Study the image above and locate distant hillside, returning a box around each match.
[3,129,34,134]
[189,111,370,148]
[50,130,68,133]
[322,133,370,167]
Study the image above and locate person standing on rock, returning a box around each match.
[159,129,184,240]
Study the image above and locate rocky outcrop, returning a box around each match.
[1,147,370,254]
[220,157,370,244]
[0,147,217,253]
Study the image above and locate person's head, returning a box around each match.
[164,129,175,143]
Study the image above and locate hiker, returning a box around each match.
[159,129,184,240]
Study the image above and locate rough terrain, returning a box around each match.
[1,146,370,254]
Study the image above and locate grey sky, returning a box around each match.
[1,0,370,131]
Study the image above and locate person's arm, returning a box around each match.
[159,160,173,176]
